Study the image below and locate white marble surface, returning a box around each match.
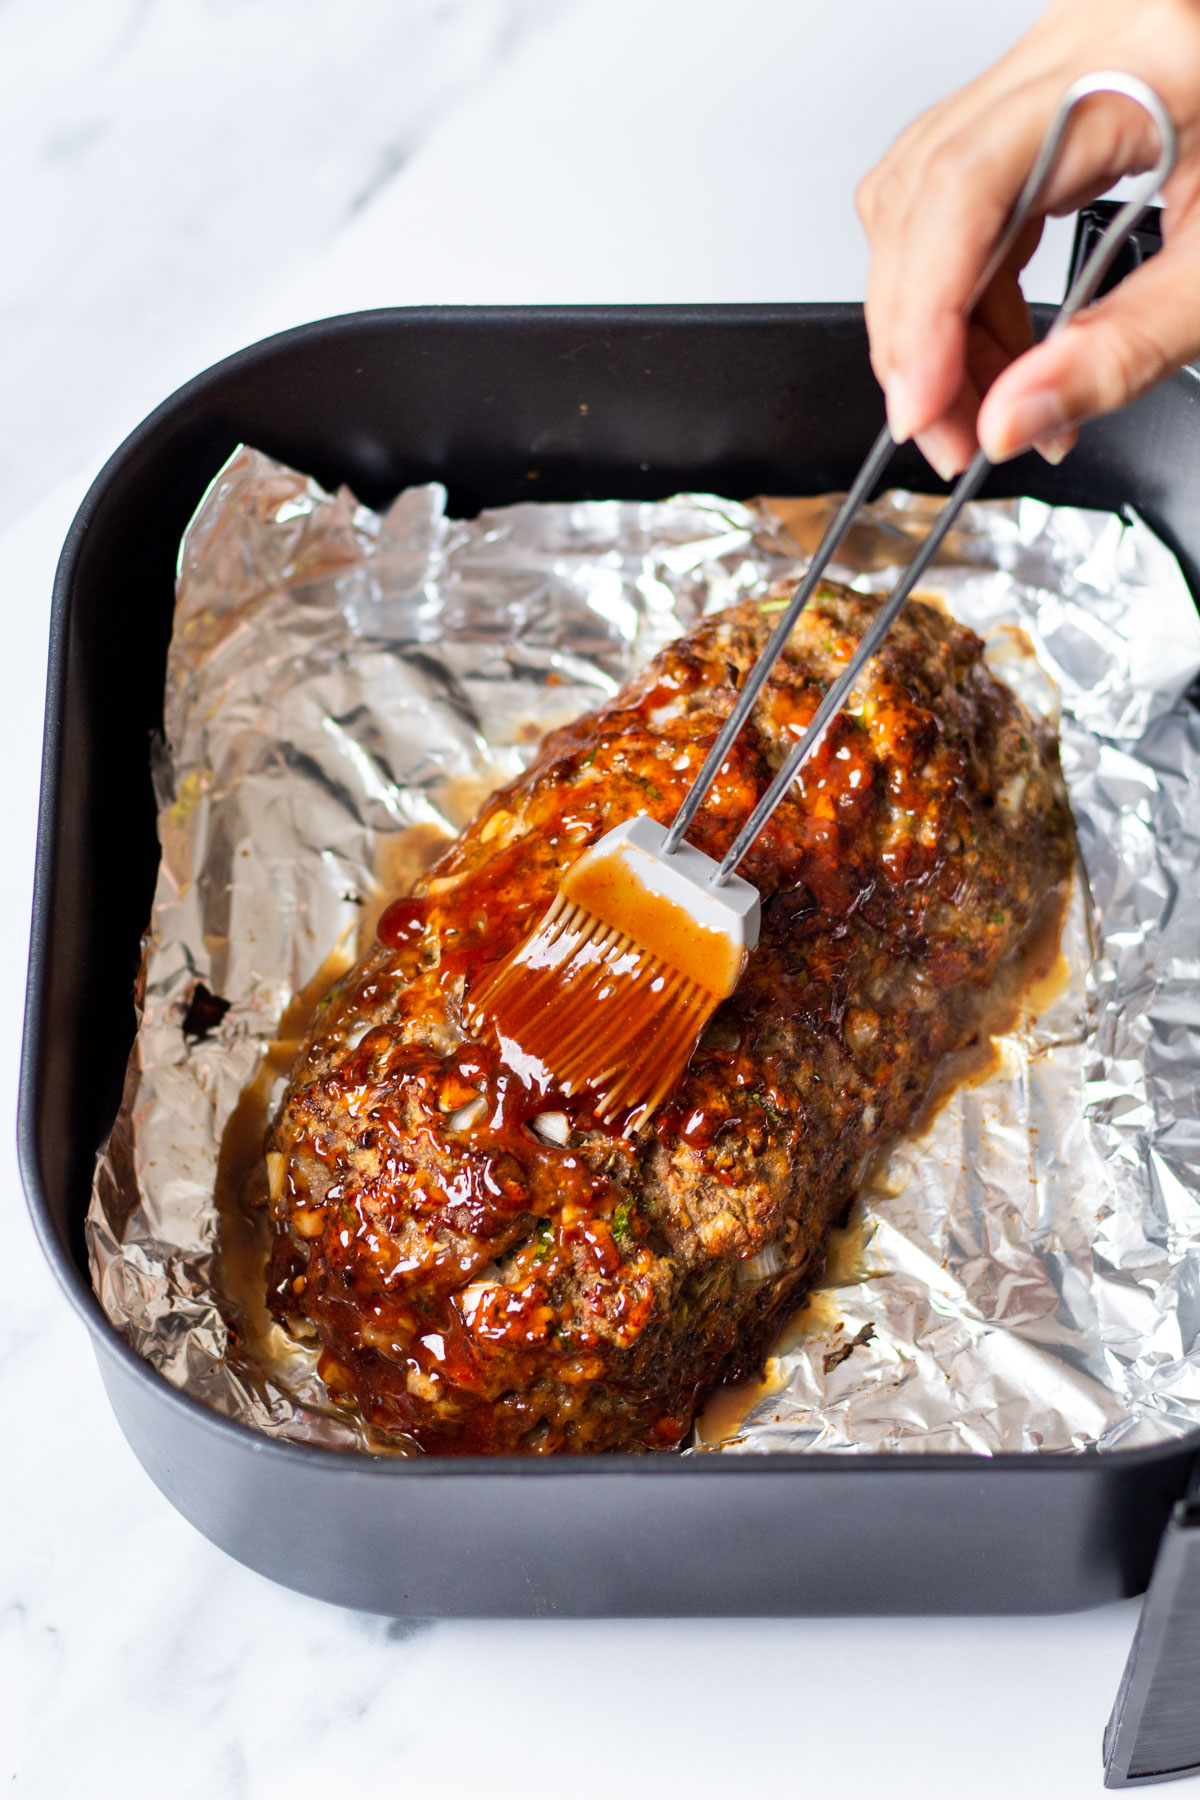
[2,2,1194,1795]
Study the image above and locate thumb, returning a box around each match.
[976,230,1200,462]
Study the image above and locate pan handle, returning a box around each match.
[1103,1466,1200,1786]
[1067,200,1165,304]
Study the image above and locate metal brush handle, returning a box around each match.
[663,71,1176,884]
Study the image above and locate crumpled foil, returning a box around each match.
[87,444,1200,1456]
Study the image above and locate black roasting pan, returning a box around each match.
[19,306,1200,1660]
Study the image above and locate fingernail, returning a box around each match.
[1035,428,1077,467]
[979,389,1066,463]
[914,427,965,484]
[886,373,921,445]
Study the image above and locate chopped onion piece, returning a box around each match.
[446,1094,487,1133]
[532,1111,570,1145]
[738,1243,785,1285]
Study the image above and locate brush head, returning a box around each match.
[467,817,760,1129]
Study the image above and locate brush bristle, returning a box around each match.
[468,895,721,1130]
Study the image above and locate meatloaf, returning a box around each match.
[265,580,1074,1453]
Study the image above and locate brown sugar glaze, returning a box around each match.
[259,582,1076,1454]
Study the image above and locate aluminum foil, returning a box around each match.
[87,444,1200,1456]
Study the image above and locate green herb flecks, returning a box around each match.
[533,1218,555,1263]
[751,1088,785,1126]
[611,1197,638,1248]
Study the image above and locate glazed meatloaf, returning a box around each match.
[266,580,1074,1453]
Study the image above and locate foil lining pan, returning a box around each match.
[87,445,1200,1456]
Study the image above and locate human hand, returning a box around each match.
[855,0,1200,477]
